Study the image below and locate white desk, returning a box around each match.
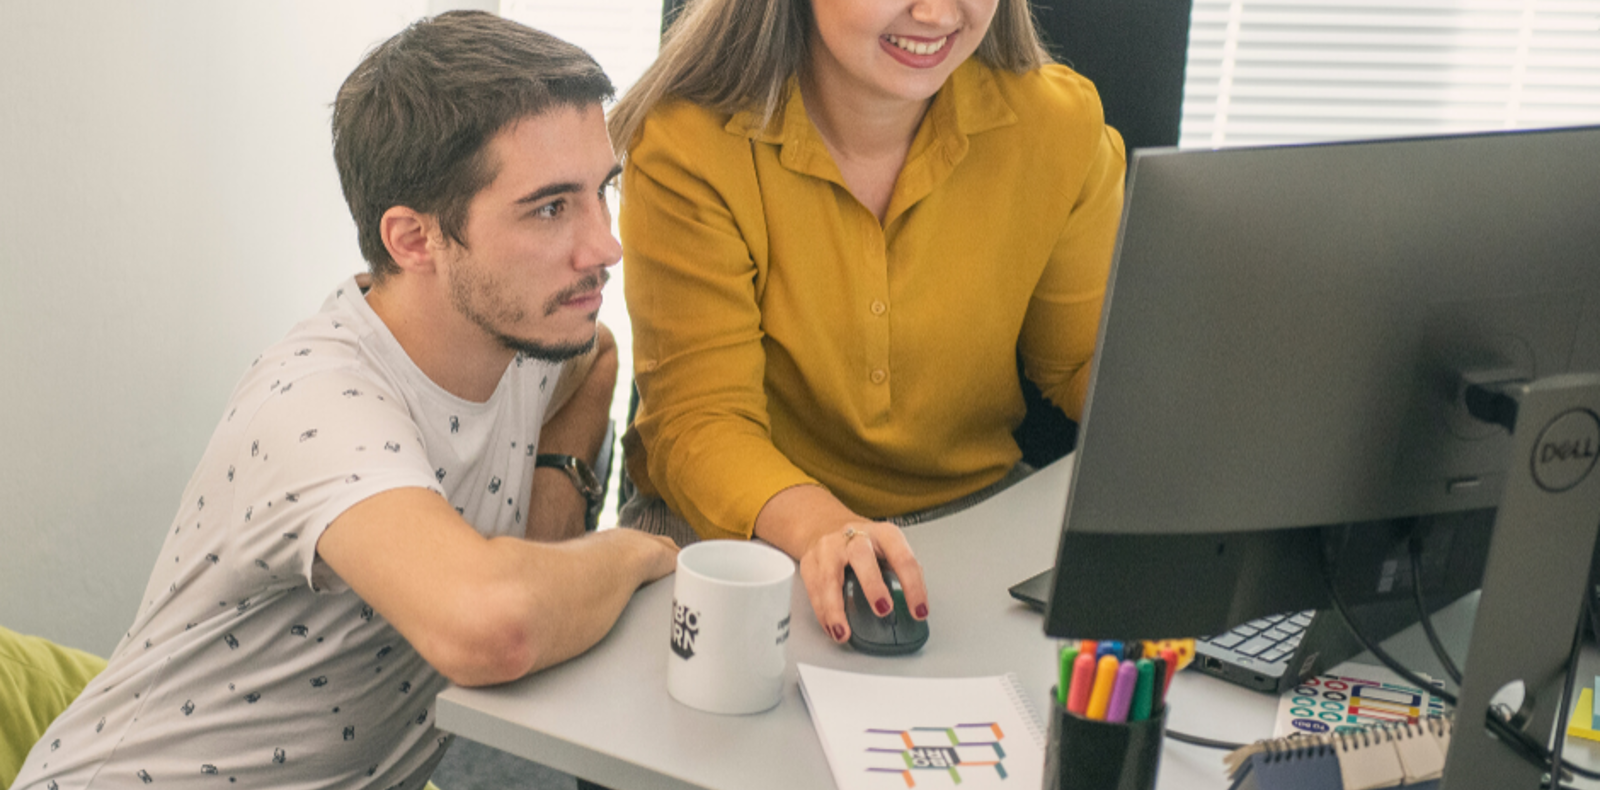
[437,456,1243,788]
[434,455,1583,789]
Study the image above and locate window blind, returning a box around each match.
[1180,0,1600,148]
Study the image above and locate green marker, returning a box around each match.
[1058,644,1080,706]
[1131,658,1156,721]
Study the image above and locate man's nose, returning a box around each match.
[578,198,622,272]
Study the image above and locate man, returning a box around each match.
[14,12,677,789]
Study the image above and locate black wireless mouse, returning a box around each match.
[843,564,929,656]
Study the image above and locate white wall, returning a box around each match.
[0,1,426,655]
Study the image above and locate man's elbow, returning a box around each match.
[421,589,545,686]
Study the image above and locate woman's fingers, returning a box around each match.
[873,526,928,620]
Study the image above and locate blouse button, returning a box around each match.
[870,369,887,384]
[870,300,887,316]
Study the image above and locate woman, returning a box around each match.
[609,0,1125,644]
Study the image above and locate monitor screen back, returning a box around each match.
[1045,126,1600,639]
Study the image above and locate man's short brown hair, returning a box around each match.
[333,11,614,280]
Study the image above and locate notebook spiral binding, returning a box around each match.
[1006,672,1047,747]
[1260,736,1336,763]
[1226,714,1454,780]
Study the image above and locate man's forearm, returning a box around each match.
[527,325,618,541]
[486,528,674,678]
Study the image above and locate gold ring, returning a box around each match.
[842,526,864,543]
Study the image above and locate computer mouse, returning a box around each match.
[843,564,929,656]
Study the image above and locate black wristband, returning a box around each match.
[534,453,603,508]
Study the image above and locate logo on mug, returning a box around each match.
[672,598,700,660]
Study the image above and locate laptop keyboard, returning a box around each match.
[1201,610,1314,665]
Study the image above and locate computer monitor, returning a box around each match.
[1042,125,1600,789]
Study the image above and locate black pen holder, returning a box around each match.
[1042,688,1166,790]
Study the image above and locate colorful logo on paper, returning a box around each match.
[1287,672,1445,735]
[863,723,1010,786]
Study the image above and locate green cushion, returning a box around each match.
[0,626,106,789]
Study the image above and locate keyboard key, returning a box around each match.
[1233,624,1261,637]
[1261,648,1290,663]
[1208,632,1246,649]
[1290,612,1314,627]
[1266,627,1294,641]
[1247,618,1274,629]
[1237,637,1276,657]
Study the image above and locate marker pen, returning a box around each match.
[1058,644,1080,706]
[1085,655,1119,720]
[1106,659,1140,723]
[1131,658,1156,722]
[1066,652,1097,715]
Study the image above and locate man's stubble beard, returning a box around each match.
[448,256,605,364]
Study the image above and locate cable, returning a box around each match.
[1319,535,1458,707]
[1546,588,1590,787]
[1165,727,1245,751]
[1324,528,1600,783]
[1408,534,1463,685]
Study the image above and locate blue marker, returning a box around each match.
[1096,641,1123,660]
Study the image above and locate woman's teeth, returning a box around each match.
[886,35,949,56]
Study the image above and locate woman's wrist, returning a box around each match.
[752,484,863,560]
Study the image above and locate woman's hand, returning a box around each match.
[798,520,928,643]
[752,485,929,643]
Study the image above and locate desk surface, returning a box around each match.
[435,456,1569,790]
[437,456,1256,789]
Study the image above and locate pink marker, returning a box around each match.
[1105,659,1140,723]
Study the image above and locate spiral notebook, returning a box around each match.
[797,663,1046,790]
[1226,717,1452,790]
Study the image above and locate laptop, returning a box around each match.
[1008,568,1439,694]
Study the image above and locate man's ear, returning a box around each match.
[379,206,443,275]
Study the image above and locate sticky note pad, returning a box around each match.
[1567,687,1600,743]
[1594,676,1600,731]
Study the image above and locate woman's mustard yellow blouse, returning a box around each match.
[619,58,1126,540]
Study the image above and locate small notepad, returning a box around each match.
[1228,739,1344,790]
[1226,717,1452,790]
[1569,685,1600,743]
[1390,720,1446,783]
[1335,726,1406,790]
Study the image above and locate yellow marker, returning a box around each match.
[1085,655,1120,720]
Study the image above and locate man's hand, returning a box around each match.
[528,323,618,541]
[753,486,928,645]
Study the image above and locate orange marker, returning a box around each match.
[1066,652,1097,715]
[1085,655,1120,720]
[1079,639,1098,659]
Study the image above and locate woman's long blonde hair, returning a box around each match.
[607,0,1053,153]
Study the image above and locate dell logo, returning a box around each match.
[1532,409,1600,493]
[1542,439,1597,464]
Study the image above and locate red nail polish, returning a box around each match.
[875,598,891,615]
[832,624,846,641]
[915,603,928,619]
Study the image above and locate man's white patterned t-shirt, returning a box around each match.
[14,277,563,790]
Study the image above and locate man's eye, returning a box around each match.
[534,199,566,219]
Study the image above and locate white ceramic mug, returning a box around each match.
[666,540,795,714]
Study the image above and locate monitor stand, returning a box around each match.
[1443,373,1600,789]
